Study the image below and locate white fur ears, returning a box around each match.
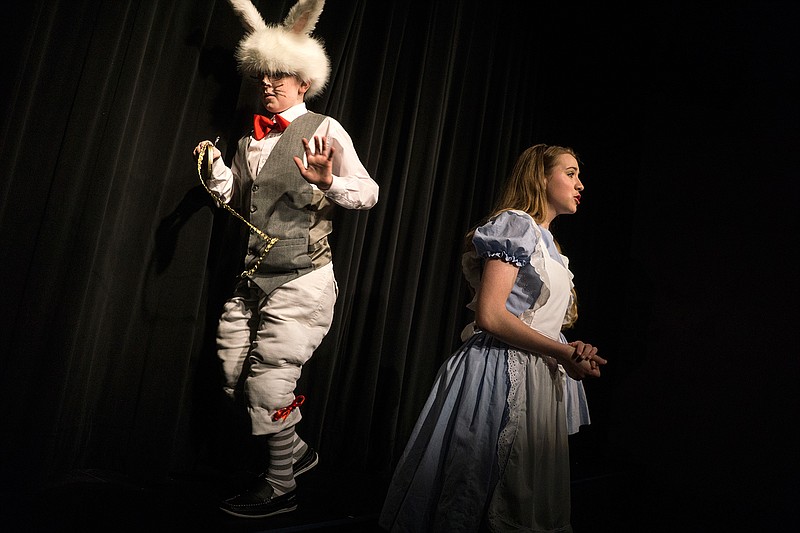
[228,0,330,99]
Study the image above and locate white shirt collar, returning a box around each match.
[278,102,308,123]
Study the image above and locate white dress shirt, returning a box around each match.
[207,102,378,210]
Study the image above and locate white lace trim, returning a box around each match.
[497,348,524,473]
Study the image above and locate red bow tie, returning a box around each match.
[253,113,290,140]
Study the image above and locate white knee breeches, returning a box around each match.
[216,262,337,435]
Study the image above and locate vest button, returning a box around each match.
[252,184,259,192]
[250,205,257,213]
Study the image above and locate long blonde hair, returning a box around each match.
[490,144,578,224]
[465,144,580,328]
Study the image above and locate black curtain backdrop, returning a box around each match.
[1,0,798,527]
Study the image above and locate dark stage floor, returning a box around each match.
[1,451,787,532]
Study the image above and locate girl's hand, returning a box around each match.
[562,341,607,380]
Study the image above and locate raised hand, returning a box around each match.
[294,135,335,190]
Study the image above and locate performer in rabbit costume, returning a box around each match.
[193,0,378,518]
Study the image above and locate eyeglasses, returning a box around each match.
[257,72,291,85]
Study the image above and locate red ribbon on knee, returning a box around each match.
[272,395,305,422]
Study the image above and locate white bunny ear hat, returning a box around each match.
[228,0,330,99]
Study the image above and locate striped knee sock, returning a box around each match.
[293,434,309,462]
[265,427,297,496]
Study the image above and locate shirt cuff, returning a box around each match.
[323,175,345,195]
[211,158,228,179]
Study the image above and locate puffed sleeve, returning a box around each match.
[472,210,537,267]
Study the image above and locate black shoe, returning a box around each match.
[219,478,297,519]
[293,448,319,477]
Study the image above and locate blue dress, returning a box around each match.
[379,210,590,532]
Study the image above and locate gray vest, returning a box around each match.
[234,112,332,294]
